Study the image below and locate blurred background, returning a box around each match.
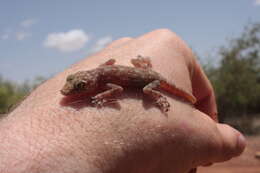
[0,0,260,172]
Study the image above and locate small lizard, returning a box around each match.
[61,55,196,112]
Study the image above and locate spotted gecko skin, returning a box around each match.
[61,55,196,112]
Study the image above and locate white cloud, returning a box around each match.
[91,36,113,52]
[44,29,89,52]
[255,0,260,5]
[0,19,36,41]
[16,32,30,40]
[20,19,37,28]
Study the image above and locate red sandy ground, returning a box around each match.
[199,136,260,173]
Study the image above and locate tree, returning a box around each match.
[0,76,46,115]
[205,22,260,134]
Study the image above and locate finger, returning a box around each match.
[191,59,218,121]
[216,123,246,160]
[192,110,246,164]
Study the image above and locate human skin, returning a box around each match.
[0,29,246,173]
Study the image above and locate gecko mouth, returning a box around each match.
[60,87,85,96]
[60,82,75,96]
[60,86,73,96]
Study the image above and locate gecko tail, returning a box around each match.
[160,81,197,104]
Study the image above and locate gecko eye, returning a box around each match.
[75,81,86,89]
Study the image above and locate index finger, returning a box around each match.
[191,59,218,121]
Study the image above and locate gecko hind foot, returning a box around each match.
[131,55,152,69]
[156,97,170,112]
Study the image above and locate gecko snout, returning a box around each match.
[60,89,69,95]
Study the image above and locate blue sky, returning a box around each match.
[1,0,260,82]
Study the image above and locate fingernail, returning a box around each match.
[236,134,246,156]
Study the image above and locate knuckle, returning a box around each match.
[149,28,193,59]
[151,28,179,42]
[105,37,133,49]
[117,37,133,42]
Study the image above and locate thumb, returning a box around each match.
[214,123,246,162]
[191,110,246,166]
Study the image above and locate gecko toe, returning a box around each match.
[91,97,118,107]
[91,97,105,107]
[156,97,170,113]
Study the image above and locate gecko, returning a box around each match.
[60,55,196,112]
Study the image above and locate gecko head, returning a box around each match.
[60,72,96,96]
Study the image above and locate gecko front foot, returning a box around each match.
[91,97,118,107]
[91,97,106,107]
[91,83,123,107]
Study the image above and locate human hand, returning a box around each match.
[0,29,246,173]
